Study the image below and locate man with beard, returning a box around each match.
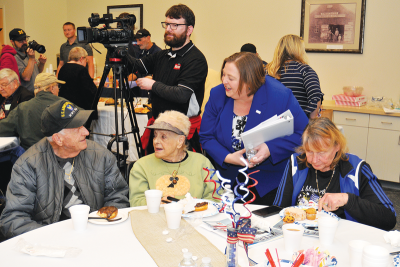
[9,28,46,93]
[129,4,208,154]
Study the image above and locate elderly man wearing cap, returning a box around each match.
[0,72,66,151]
[0,100,129,238]
[133,29,162,59]
[129,110,217,207]
[9,28,47,93]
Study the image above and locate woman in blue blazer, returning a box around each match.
[199,52,309,204]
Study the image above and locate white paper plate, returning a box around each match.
[279,206,339,227]
[181,199,219,218]
[88,210,129,225]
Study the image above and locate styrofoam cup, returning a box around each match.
[362,245,389,267]
[164,202,183,229]
[69,204,90,232]
[145,189,163,213]
[349,240,370,267]
[282,224,304,253]
[318,216,338,245]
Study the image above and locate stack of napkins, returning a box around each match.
[332,94,367,107]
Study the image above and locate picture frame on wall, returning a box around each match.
[107,4,143,33]
[300,0,366,53]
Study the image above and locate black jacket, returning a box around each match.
[0,85,33,114]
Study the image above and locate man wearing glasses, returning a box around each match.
[9,28,47,93]
[130,4,208,154]
[0,68,33,120]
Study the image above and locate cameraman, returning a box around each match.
[128,4,208,154]
[9,28,46,93]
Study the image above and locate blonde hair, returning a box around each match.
[267,34,308,79]
[0,68,19,86]
[68,47,88,62]
[296,117,348,169]
[221,52,266,97]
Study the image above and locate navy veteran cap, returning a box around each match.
[9,28,29,41]
[41,100,93,136]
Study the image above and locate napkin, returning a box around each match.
[250,215,271,231]
[15,238,82,258]
[384,230,400,247]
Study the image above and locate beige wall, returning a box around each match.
[1,0,399,103]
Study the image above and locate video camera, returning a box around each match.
[77,13,136,47]
[28,40,46,53]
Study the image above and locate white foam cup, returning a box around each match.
[348,240,370,267]
[318,216,338,246]
[145,189,163,213]
[69,204,90,232]
[282,223,304,254]
[164,202,183,229]
[362,245,389,267]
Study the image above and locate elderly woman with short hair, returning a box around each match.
[58,47,97,110]
[129,110,217,207]
[274,117,396,230]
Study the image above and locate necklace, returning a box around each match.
[65,158,75,180]
[165,152,186,188]
[315,166,335,200]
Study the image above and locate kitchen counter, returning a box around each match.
[322,100,400,117]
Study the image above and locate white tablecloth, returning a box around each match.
[0,137,19,152]
[91,99,149,161]
[0,205,395,267]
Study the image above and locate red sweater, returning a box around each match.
[0,45,20,81]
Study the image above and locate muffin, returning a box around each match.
[305,208,317,220]
[283,215,295,224]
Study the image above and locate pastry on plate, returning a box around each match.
[97,206,118,219]
[306,208,317,220]
[284,207,306,221]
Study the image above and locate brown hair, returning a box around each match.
[221,52,266,97]
[296,117,348,169]
[165,4,195,27]
[63,22,75,29]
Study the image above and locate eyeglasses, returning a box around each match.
[161,22,188,30]
[0,80,14,88]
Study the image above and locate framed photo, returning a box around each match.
[107,4,143,32]
[300,0,366,53]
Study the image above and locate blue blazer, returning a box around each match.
[199,76,309,197]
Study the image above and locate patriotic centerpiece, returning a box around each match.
[203,158,258,266]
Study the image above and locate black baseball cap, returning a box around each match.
[9,28,29,41]
[240,43,257,54]
[134,29,151,39]
[41,100,93,136]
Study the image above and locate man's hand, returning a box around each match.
[224,148,246,166]
[136,77,155,91]
[318,193,349,212]
[249,143,270,168]
[26,48,35,59]
[39,54,47,64]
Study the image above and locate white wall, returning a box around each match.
[1,0,399,102]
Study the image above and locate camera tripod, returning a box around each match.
[90,51,144,182]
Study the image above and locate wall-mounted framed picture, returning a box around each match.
[300,0,366,53]
[107,4,143,32]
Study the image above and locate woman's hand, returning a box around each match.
[224,148,246,166]
[249,143,270,168]
[318,193,349,212]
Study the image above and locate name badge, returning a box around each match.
[4,104,11,111]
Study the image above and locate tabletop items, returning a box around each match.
[68,204,90,232]
[145,189,163,213]
[15,238,81,258]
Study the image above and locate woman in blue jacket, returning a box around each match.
[274,118,396,230]
[199,52,308,205]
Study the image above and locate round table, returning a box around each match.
[0,205,395,266]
